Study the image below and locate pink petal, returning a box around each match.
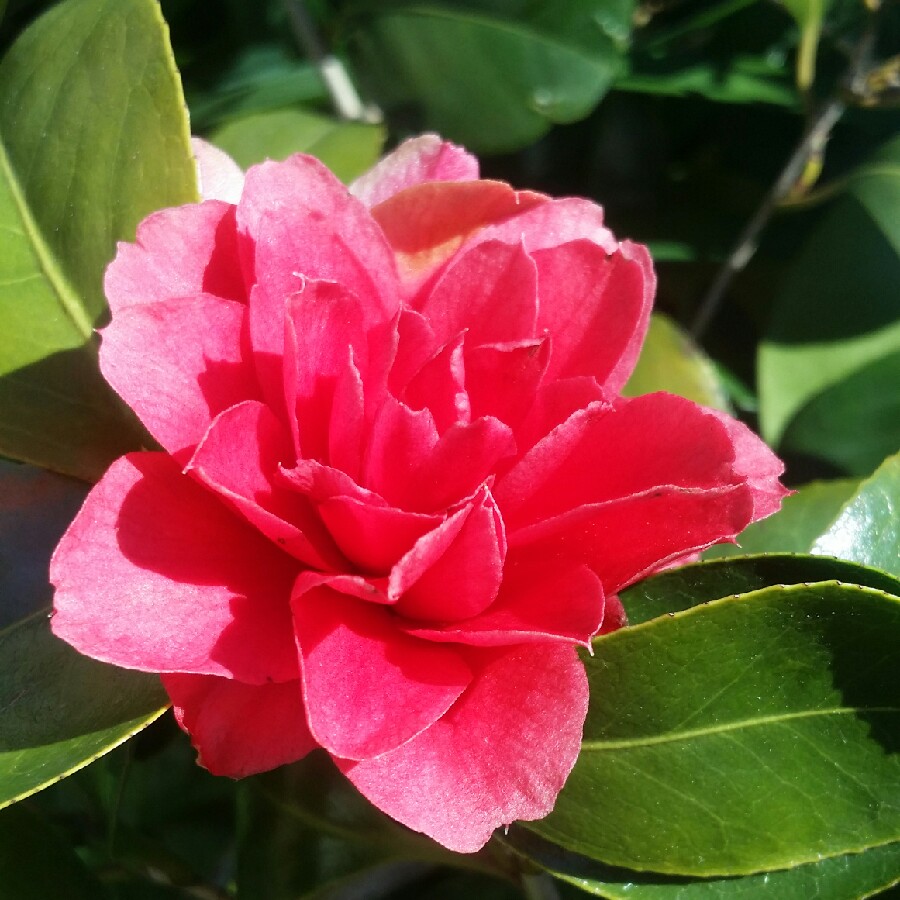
[293,585,472,759]
[496,393,740,532]
[401,333,470,433]
[511,482,754,595]
[405,558,603,648]
[477,196,618,255]
[186,400,343,571]
[704,409,790,519]
[465,339,550,433]
[238,154,400,373]
[105,201,246,312]
[391,486,506,622]
[515,375,609,454]
[191,137,245,203]
[371,181,545,295]
[163,674,315,777]
[350,135,479,208]
[318,494,443,574]
[389,308,439,394]
[417,240,538,348]
[533,240,653,391]
[99,295,259,459]
[50,453,299,683]
[283,280,369,463]
[339,644,588,853]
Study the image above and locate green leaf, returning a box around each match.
[623,313,730,411]
[813,452,900,578]
[507,830,900,900]
[758,135,900,455]
[0,0,197,480]
[615,55,797,106]
[236,752,490,899]
[209,108,385,182]
[780,350,900,475]
[621,552,900,624]
[0,803,106,900]
[703,478,859,559]
[345,2,633,153]
[0,461,168,808]
[528,582,900,875]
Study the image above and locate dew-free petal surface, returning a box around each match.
[51,453,298,683]
[339,644,588,852]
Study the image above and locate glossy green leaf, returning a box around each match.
[236,752,491,899]
[210,108,385,182]
[759,135,900,453]
[346,2,633,153]
[0,461,168,808]
[0,803,106,900]
[0,0,197,480]
[780,350,900,475]
[704,478,859,559]
[623,313,730,411]
[529,582,900,875]
[508,830,900,900]
[621,552,900,625]
[813,452,900,578]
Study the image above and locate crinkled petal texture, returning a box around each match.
[50,136,788,852]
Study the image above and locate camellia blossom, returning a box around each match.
[50,135,787,852]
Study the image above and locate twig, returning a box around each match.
[281,0,381,123]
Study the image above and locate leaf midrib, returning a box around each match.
[581,705,900,751]
[0,136,93,340]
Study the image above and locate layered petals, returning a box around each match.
[339,644,589,853]
[293,585,472,759]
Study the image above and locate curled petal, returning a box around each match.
[192,137,245,204]
[339,644,588,853]
[164,674,315,778]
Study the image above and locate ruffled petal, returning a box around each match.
[391,486,506,622]
[99,294,258,458]
[532,240,653,391]
[163,674,315,777]
[293,584,472,759]
[186,400,343,570]
[105,201,246,312]
[50,453,299,683]
[401,333,470,433]
[404,557,603,648]
[350,135,479,208]
[338,644,588,853]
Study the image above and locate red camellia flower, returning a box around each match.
[50,136,787,852]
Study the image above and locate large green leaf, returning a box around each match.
[704,478,859,559]
[758,135,900,456]
[528,582,900,875]
[507,830,900,900]
[623,313,730,410]
[0,804,106,900]
[209,108,385,182]
[345,1,632,153]
[0,0,197,480]
[0,461,168,808]
[813,451,900,578]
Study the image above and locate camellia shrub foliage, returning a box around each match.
[0,0,898,898]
